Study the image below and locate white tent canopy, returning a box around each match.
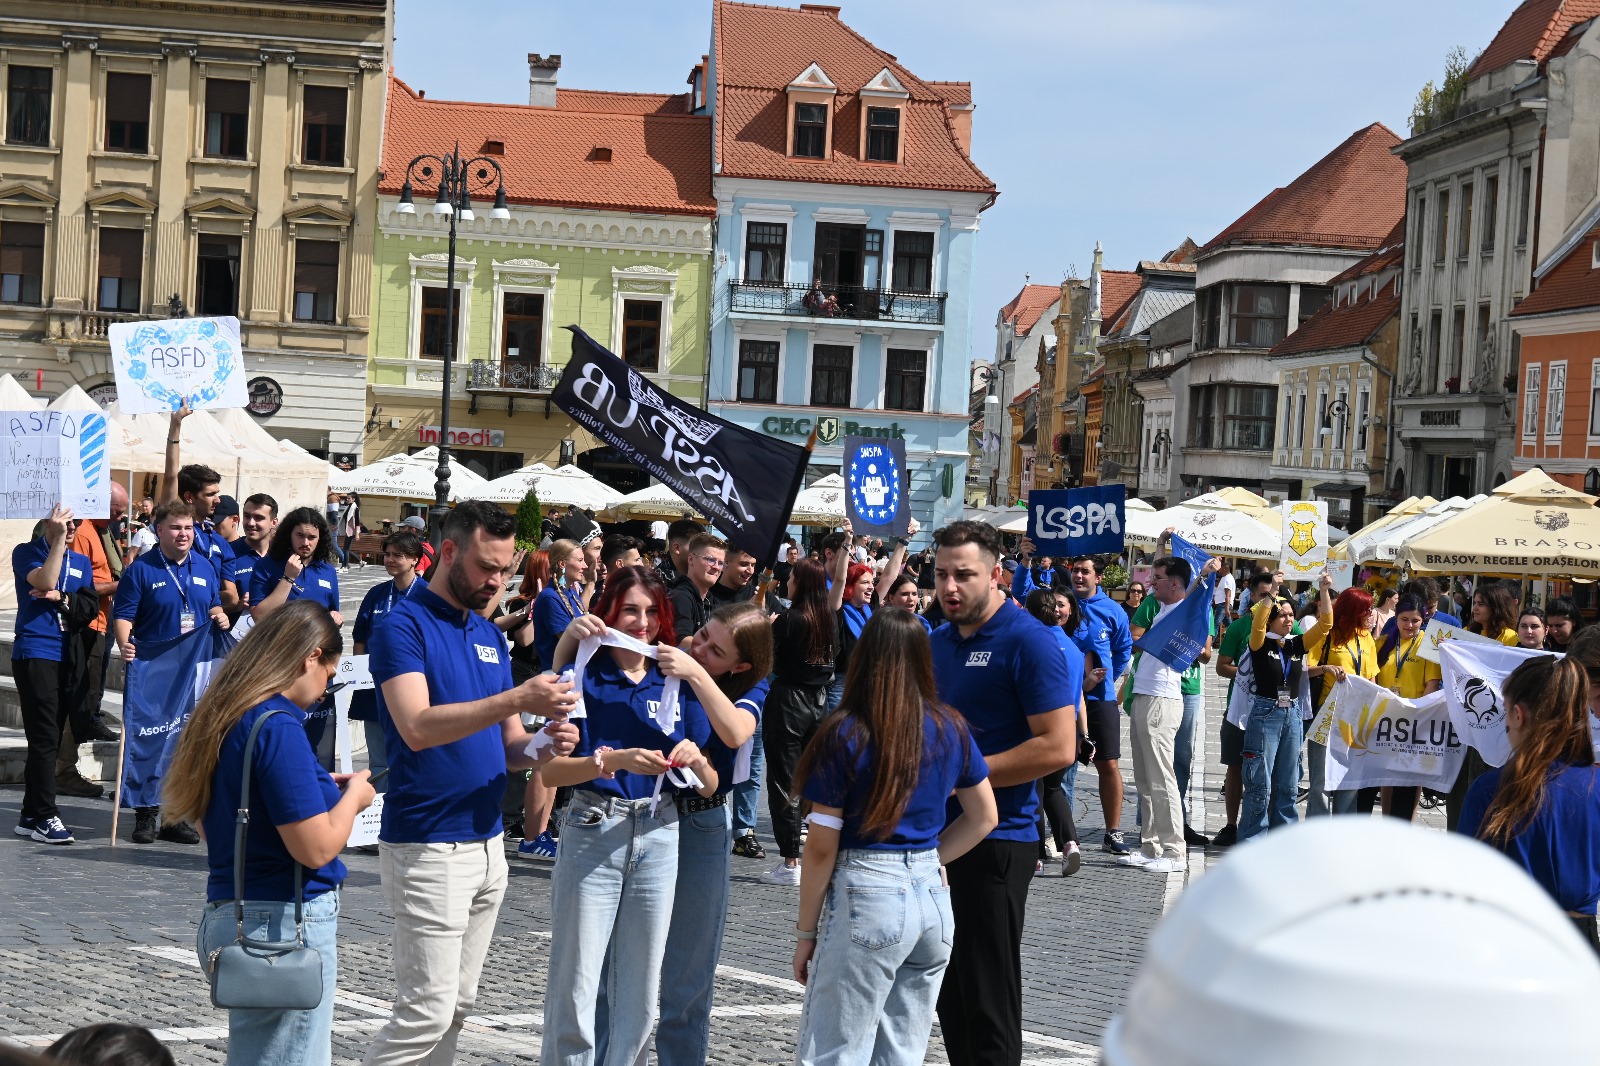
[332,447,490,502]
[1361,495,1483,565]
[0,374,41,410]
[1127,492,1281,559]
[789,473,846,526]
[479,463,624,510]
[208,407,330,513]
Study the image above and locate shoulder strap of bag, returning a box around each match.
[233,708,304,944]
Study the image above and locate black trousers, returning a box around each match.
[1036,767,1076,858]
[16,656,83,821]
[762,679,828,859]
[1446,747,1492,833]
[78,628,106,729]
[938,838,1035,1066]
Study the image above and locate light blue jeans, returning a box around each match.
[731,722,764,836]
[1240,695,1303,841]
[826,675,845,713]
[596,803,732,1066]
[1174,690,1202,821]
[197,890,340,1066]
[542,791,681,1066]
[361,719,388,794]
[794,849,952,1066]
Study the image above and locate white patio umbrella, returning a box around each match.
[1126,492,1281,559]
[336,447,489,501]
[788,473,847,527]
[480,462,624,511]
[598,481,705,522]
[1360,495,1480,565]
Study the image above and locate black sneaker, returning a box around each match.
[158,820,200,845]
[84,718,121,742]
[1101,830,1132,856]
[731,831,766,860]
[1183,824,1210,847]
[1211,824,1238,848]
[54,770,105,799]
[131,811,158,845]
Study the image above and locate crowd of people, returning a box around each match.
[13,429,1600,1063]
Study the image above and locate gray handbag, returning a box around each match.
[205,708,326,1011]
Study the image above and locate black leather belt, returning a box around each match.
[677,792,727,813]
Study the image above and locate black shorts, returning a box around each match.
[1220,718,1245,767]
[1084,700,1121,763]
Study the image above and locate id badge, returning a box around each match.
[1276,687,1292,709]
[180,611,196,634]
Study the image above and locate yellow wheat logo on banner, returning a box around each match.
[1338,701,1385,755]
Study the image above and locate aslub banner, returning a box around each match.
[552,327,809,566]
[1028,485,1125,558]
[119,622,236,808]
[1318,674,1466,791]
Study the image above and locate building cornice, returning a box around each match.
[713,176,990,218]
[379,200,713,258]
[1510,308,1600,335]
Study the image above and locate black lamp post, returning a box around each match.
[394,143,511,547]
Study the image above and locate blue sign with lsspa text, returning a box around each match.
[1028,485,1125,557]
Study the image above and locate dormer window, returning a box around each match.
[866,107,899,162]
[786,63,836,159]
[794,104,827,158]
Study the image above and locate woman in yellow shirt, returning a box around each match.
[1468,582,1522,646]
[1374,594,1443,822]
[1307,587,1381,817]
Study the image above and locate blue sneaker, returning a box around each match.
[517,831,556,861]
[14,817,38,838]
[30,816,74,845]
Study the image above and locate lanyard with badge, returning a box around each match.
[385,578,417,616]
[1276,642,1294,709]
[1396,635,1418,679]
[163,555,196,634]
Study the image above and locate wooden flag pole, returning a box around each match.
[755,425,820,610]
[109,685,128,847]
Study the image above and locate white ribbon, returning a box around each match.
[649,764,705,816]
[568,631,682,733]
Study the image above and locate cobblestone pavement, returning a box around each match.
[0,582,1446,1063]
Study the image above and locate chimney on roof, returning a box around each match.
[799,4,841,15]
[528,53,561,108]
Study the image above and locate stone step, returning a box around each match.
[0,631,127,692]
[0,725,123,785]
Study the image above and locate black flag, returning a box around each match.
[551,327,810,566]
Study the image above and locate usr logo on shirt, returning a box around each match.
[966,651,991,667]
[475,644,500,664]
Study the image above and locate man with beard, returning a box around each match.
[928,520,1079,1066]
[364,501,581,1065]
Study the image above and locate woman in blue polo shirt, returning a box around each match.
[538,565,731,1066]
[350,530,427,793]
[792,609,997,1066]
[883,572,933,634]
[164,601,376,1065]
[531,537,587,671]
[250,506,342,625]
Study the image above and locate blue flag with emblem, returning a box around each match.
[1133,533,1215,673]
[119,621,236,809]
[1027,485,1125,557]
[843,435,911,538]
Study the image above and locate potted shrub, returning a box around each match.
[1444,376,1460,394]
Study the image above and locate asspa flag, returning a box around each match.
[1279,500,1329,578]
[1319,674,1466,791]
[1438,640,1556,767]
[844,435,911,538]
[552,327,809,566]
[119,622,236,809]
[1027,484,1125,557]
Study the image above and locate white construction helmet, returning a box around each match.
[1102,817,1600,1065]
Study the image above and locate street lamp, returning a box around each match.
[1319,398,1350,441]
[394,143,512,546]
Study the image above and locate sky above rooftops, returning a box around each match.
[395,0,1515,365]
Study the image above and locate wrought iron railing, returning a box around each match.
[729,280,946,325]
[467,360,560,393]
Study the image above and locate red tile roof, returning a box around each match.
[712,1,995,194]
[999,283,1058,335]
[555,89,690,114]
[1328,218,1407,284]
[1199,123,1405,255]
[382,74,714,217]
[1469,0,1600,77]
[1101,270,1142,332]
[1268,281,1400,357]
[1510,220,1600,316]
[926,81,972,107]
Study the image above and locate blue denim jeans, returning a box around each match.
[731,721,764,835]
[197,890,340,1066]
[361,718,388,794]
[1174,690,1202,821]
[645,804,733,1066]
[1239,695,1303,841]
[796,849,952,1066]
[542,791,681,1066]
[826,675,845,713]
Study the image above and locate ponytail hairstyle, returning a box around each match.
[796,608,969,842]
[1469,581,1519,640]
[706,602,774,701]
[1024,588,1059,627]
[786,558,835,665]
[1478,656,1595,846]
[162,601,342,825]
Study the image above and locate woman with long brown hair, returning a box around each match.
[1468,581,1522,645]
[761,558,837,886]
[1459,655,1600,952]
[166,601,376,1064]
[790,609,996,1065]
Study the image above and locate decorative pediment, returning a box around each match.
[612,263,677,295]
[409,251,475,281]
[788,63,836,94]
[284,202,353,227]
[861,68,909,98]
[0,182,59,209]
[492,257,558,287]
[86,190,157,214]
[186,195,254,219]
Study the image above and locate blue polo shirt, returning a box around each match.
[1459,761,1600,914]
[1070,590,1133,702]
[221,548,265,606]
[706,677,767,798]
[201,697,346,902]
[369,584,513,843]
[533,583,585,672]
[11,540,94,662]
[194,524,230,574]
[931,598,1080,841]
[350,577,427,722]
[572,649,712,801]
[112,548,222,651]
[803,711,988,851]
[250,556,340,614]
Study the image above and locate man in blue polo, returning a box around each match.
[930,520,1079,1066]
[111,500,229,844]
[1065,552,1136,855]
[365,501,580,1066]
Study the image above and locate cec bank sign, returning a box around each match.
[760,413,907,444]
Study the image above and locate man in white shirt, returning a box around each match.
[1126,554,1219,873]
[1212,563,1237,633]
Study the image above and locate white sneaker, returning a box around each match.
[1143,857,1186,874]
[1116,851,1154,867]
[1042,839,1061,861]
[1062,842,1082,877]
[758,862,801,887]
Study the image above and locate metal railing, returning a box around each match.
[467,360,560,393]
[729,280,946,325]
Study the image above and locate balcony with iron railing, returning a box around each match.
[467,359,561,413]
[729,281,946,326]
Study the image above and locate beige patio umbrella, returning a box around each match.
[479,462,624,511]
[1398,470,1600,577]
[787,473,847,527]
[599,482,705,522]
[1332,495,1438,561]
[1210,485,1284,535]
